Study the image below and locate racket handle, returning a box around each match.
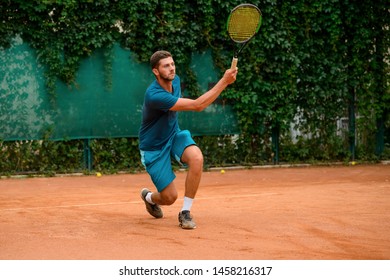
[230,57,238,69]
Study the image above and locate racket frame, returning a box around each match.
[227,3,262,69]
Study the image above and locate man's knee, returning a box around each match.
[160,186,178,205]
[184,146,204,167]
[191,151,203,167]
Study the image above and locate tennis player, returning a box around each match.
[139,50,237,229]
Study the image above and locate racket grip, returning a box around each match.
[230,57,238,69]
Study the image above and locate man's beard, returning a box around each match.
[160,72,175,81]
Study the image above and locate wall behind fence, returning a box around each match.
[0,37,239,141]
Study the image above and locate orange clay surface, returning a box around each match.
[0,164,389,260]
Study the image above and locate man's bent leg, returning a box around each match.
[150,182,178,206]
[176,145,202,229]
[181,145,203,198]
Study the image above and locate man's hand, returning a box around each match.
[222,68,238,85]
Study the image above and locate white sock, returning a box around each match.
[146,192,155,205]
[181,196,193,212]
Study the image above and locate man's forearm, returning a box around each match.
[194,78,230,111]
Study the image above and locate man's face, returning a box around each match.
[154,57,176,81]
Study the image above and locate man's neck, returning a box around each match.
[157,78,173,93]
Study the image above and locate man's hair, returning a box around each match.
[150,50,172,69]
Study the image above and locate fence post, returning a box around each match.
[375,109,387,158]
[272,124,280,164]
[348,89,356,161]
[83,139,93,171]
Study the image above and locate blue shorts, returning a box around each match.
[140,130,196,192]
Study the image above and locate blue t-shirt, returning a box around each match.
[139,75,181,150]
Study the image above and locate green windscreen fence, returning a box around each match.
[0,37,239,141]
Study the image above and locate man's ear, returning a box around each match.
[152,68,159,76]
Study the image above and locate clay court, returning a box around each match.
[0,164,389,260]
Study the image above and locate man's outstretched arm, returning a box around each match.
[170,68,238,112]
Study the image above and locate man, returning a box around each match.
[139,50,237,229]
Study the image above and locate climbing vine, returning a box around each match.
[1,0,389,173]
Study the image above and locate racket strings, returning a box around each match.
[228,7,261,43]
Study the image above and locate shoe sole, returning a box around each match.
[179,223,197,229]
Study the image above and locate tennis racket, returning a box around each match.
[227,3,262,69]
